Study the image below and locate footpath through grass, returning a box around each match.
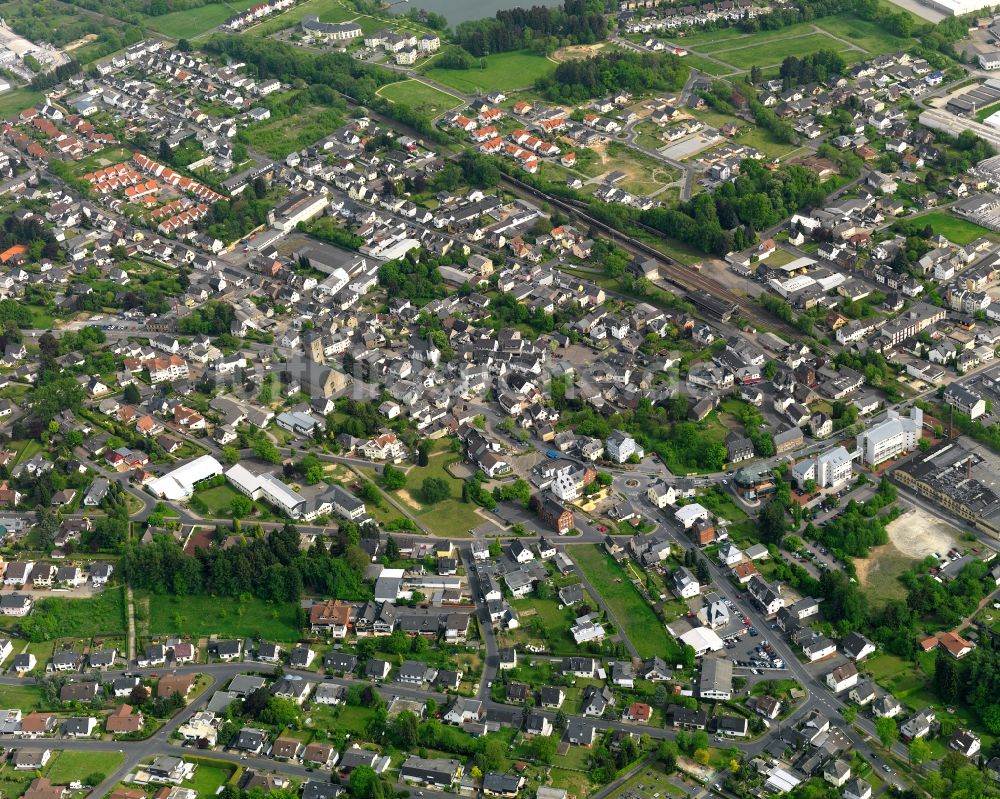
[569,544,680,661]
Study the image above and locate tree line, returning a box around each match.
[454,0,607,57]
[118,525,371,604]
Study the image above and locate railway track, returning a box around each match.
[499,173,798,337]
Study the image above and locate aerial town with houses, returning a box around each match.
[5,0,1000,798]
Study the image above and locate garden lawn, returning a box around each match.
[376,80,464,117]
[180,758,236,795]
[424,50,555,94]
[0,684,43,711]
[192,483,244,517]
[146,593,302,641]
[909,211,997,246]
[569,544,680,661]
[144,0,260,39]
[47,750,124,782]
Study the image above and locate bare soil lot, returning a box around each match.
[885,506,958,558]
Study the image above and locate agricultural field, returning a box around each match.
[376,79,464,117]
[144,592,302,641]
[423,50,555,94]
[909,211,997,246]
[569,544,680,661]
[143,0,260,39]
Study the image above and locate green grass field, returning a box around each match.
[709,33,854,69]
[47,750,125,783]
[813,15,910,55]
[146,593,302,641]
[424,50,555,94]
[679,54,733,76]
[0,684,43,711]
[180,758,237,796]
[240,102,345,159]
[910,212,996,246]
[733,126,804,159]
[856,542,914,607]
[144,0,260,39]
[569,544,680,661]
[0,88,45,119]
[8,587,127,640]
[192,483,244,517]
[376,79,464,117]
[396,453,481,537]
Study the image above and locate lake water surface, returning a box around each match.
[405,0,563,26]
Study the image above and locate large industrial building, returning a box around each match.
[894,440,1000,538]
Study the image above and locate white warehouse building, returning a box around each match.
[148,455,224,501]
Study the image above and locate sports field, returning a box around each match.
[912,212,996,246]
[424,50,555,94]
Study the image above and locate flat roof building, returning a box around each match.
[148,455,223,501]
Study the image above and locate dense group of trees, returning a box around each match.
[178,300,236,336]
[641,160,825,255]
[118,525,370,604]
[561,400,727,472]
[778,49,847,86]
[537,50,688,104]
[809,479,898,558]
[377,251,448,305]
[455,0,607,57]
[203,35,397,106]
